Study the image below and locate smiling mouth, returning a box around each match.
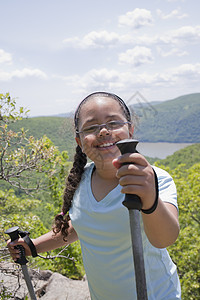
[97,142,116,148]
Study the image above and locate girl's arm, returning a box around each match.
[113,154,180,249]
[141,200,179,248]
[7,220,78,260]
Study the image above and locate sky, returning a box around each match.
[0,0,200,116]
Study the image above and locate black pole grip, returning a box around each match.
[116,139,142,211]
[5,226,28,265]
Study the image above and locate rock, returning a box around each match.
[0,262,90,299]
[38,273,90,300]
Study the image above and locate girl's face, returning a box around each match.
[75,96,134,166]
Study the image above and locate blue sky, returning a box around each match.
[0,0,200,116]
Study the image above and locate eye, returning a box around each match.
[108,120,124,129]
[83,124,98,133]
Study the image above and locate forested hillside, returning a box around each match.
[156,143,200,169]
[134,93,200,143]
[12,116,77,160]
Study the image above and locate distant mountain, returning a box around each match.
[51,112,74,118]
[133,93,200,143]
[11,93,200,160]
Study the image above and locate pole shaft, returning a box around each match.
[22,265,37,300]
[129,210,148,299]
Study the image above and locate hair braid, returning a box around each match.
[53,145,87,241]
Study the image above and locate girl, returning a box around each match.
[8,92,181,299]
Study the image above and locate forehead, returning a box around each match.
[79,96,123,118]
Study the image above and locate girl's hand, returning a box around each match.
[113,153,156,210]
[7,238,32,261]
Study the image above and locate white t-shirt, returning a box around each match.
[69,163,181,300]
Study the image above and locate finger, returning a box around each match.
[7,246,20,261]
[116,153,148,166]
[8,237,25,248]
[120,184,143,195]
[116,163,144,178]
[119,175,144,187]
[7,238,31,257]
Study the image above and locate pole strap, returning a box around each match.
[141,168,159,214]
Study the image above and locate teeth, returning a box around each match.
[99,143,114,148]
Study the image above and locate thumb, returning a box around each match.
[112,158,122,169]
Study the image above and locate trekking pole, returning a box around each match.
[116,139,148,300]
[5,226,37,300]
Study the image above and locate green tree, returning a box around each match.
[155,162,200,299]
[0,93,84,287]
[0,93,65,193]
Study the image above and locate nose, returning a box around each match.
[98,125,110,136]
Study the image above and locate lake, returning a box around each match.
[137,142,193,159]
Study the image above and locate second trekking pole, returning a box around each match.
[5,226,37,300]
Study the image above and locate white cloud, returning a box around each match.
[70,68,121,92]
[84,31,120,47]
[0,68,47,81]
[171,63,200,78]
[118,8,154,29]
[63,30,120,49]
[156,8,188,20]
[62,24,200,51]
[0,49,12,64]
[119,46,154,66]
[157,47,188,57]
[59,69,155,96]
[57,62,200,100]
[172,26,200,41]
[145,63,200,87]
[63,30,157,50]
[158,25,200,45]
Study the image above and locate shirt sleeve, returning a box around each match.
[152,166,178,210]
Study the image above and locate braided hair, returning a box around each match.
[53,145,87,240]
[53,91,131,241]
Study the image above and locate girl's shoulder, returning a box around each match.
[152,165,178,208]
[84,161,95,172]
[152,165,173,180]
[81,162,95,180]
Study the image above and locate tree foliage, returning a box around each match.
[156,143,200,169]
[0,94,84,290]
[0,93,66,193]
[9,115,76,160]
[155,162,200,299]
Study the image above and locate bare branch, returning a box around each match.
[38,245,75,261]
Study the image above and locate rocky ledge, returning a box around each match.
[0,262,90,299]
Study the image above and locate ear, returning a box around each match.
[129,124,134,138]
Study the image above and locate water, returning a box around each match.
[137,142,193,159]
